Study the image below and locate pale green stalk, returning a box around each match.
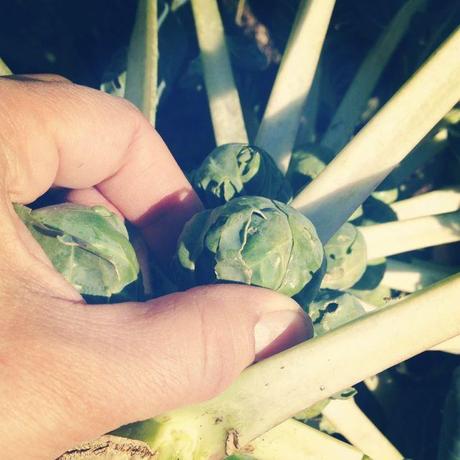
[255,0,336,172]
[390,187,460,220]
[361,294,459,355]
[322,398,403,460]
[136,275,460,458]
[191,0,248,145]
[321,0,428,152]
[0,58,12,75]
[382,258,457,292]
[360,211,460,259]
[125,0,158,126]
[292,28,460,243]
[243,418,365,460]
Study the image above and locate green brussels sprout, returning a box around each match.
[286,143,334,194]
[174,196,324,303]
[308,290,366,336]
[15,203,140,299]
[321,223,367,291]
[348,284,392,308]
[190,143,292,207]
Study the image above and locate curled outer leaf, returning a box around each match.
[321,223,367,291]
[190,143,292,207]
[15,203,140,298]
[174,196,324,303]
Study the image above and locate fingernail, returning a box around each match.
[254,309,313,361]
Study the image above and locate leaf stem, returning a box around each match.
[191,0,248,145]
[382,257,457,292]
[243,418,365,460]
[322,398,403,460]
[321,0,428,153]
[255,0,336,172]
[359,211,460,259]
[125,0,159,126]
[0,58,12,75]
[292,28,460,243]
[390,187,460,220]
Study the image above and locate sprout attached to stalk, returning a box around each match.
[174,196,324,304]
[321,223,367,291]
[15,203,140,301]
[191,143,292,207]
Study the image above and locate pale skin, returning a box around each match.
[0,75,311,458]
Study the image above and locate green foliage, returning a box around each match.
[309,290,367,336]
[437,366,460,460]
[191,143,292,207]
[15,203,140,300]
[174,196,324,302]
[321,223,368,290]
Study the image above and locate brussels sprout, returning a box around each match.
[286,143,334,194]
[348,284,392,308]
[15,203,140,299]
[174,196,324,303]
[321,223,367,290]
[191,143,292,207]
[308,290,366,336]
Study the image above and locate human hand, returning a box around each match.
[0,76,311,458]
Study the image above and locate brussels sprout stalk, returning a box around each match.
[118,275,460,458]
[255,0,336,172]
[390,187,460,220]
[383,257,457,292]
[244,418,366,460]
[191,0,248,144]
[292,28,460,243]
[0,57,11,75]
[359,211,460,259]
[321,0,428,153]
[125,0,158,126]
[322,398,403,460]
[361,295,459,355]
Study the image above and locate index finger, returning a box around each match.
[0,76,202,258]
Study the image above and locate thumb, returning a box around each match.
[5,284,311,459]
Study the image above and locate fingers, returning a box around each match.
[4,285,311,459]
[0,76,201,258]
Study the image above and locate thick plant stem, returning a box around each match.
[292,28,460,243]
[360,211,460,259]
[125,0,158,126]
[390,187,460,220]
[431,336,460,354]
[191,0,248,145]
[322,398,403,460]
[243,418,365,460]
[321,0,427,153]
[0,58,12,75]
[382,258,457,292]
[142,275,460,458]
[361,295,459,355]
[255,0,336,172]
